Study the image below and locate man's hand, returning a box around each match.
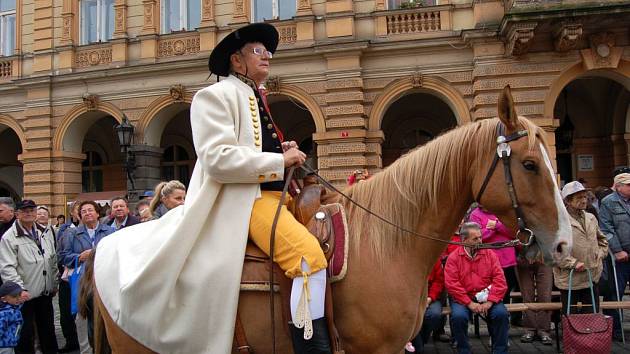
[78,249,93,262]
[467,302,481,313]
[614,251,629,262]
[426,297,432,306]
[575,262,586,272]
[479,301,493,316]
[283,148,306,167]
[20,291,31,302]
[281,141,298,152]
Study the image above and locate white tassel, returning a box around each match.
[294,272,313,340]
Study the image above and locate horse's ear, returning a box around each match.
[498,85,519,133]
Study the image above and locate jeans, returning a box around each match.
[407,301,443,353]
[451,302,509,354]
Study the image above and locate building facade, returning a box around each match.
[0,0,629,215]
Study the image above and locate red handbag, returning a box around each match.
[562,269,612,354]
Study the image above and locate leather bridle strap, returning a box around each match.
[474,123,532,244]
[269,165,297,354]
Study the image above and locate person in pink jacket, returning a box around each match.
[469,206,518,307]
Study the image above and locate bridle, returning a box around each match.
[474,122,535,248]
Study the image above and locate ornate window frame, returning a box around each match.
[0,0,16,56]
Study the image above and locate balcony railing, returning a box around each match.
[0,59,13,79]
[376,5,452,36]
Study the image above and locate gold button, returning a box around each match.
[252,118,258,123]
[267,123,273,129]
[263,116,269,121]
[255,142,261,147]
[258,174,265,181]
[272,133,278,139]
[250,107,256,112]
[271,173,277,179]
[251,111,258,117]
[249,96,255,101]
[255,134,260,140]
[253,123,259,128]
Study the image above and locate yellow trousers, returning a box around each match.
[249,191,328,278]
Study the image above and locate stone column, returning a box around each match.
[32,0,54,73]
[199,0,217,52]
[128,144,163,201]
[140,0,159,62]
[112,0,129,65]
[50,151,85,217]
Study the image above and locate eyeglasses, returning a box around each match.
[242,47,273,59]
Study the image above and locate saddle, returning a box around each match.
[237,184,347,353]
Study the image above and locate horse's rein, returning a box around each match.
[298,122,534,251]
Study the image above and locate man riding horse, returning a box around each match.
[94,23,330,354]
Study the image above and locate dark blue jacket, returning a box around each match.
[599,191,630,253]
[58,223,114,268]
[0,302,22,348]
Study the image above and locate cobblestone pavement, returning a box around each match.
[52,297,629,354]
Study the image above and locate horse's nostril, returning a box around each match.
[556,241,567,254]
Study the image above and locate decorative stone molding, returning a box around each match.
[75,47,113,68]
[505,22,537,57]
[265,76,280,94]
[588,32,617,67]
[411,72,423,88]
[142,0,158,34]
[232,0,249,24]
[296,0,312,15]
[201,0,215,26]
[375,0,386,11]
[114,1,127,38]
[157,35,200,58]
[82,94,99,111]
[554,21,582,52]
[169,85,186,101]
[276,24,297,44]
[61,0,74,45]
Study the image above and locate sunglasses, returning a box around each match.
[241,47,273,59]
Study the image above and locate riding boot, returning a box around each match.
[289,318,332,354]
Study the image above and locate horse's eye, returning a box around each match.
[523,160,537,172]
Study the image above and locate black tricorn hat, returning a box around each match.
[208,23,279,77]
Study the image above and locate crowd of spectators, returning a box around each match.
[0,180,186,354]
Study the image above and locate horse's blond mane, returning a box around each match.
[344,116,547,260]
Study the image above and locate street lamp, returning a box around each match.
[114,116,136,191]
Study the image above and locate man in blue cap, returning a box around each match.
[0,200,58,354]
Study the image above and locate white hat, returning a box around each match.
[561,181,586,199]
[614,173,630,185]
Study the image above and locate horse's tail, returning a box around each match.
[94,287,112,354]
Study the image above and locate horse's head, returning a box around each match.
[475,86,572,265]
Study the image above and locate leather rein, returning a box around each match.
[300,122,535,251]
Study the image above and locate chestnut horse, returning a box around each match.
[93,86,572,353]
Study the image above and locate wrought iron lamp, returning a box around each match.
[114,116,136,190]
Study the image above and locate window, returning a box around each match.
[80,0,114,44]
[161,145,192,186]
[253,0,296,22]
[388,0,436,9]
[0,0,16,56]
[82,151,104,192]
[161,0,201,33]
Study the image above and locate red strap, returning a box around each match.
[258,88,284,142]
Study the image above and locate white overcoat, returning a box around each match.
[94,75,285,353]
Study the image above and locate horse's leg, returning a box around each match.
[94,289,156,354]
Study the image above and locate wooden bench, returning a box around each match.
[438,301,630,351]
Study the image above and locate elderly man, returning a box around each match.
[0,197,16,238]
[599,172,630,340]
[94,23,329,354]
[0,200,58,354]
[445,222,509,354]
[106,197,139,231]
